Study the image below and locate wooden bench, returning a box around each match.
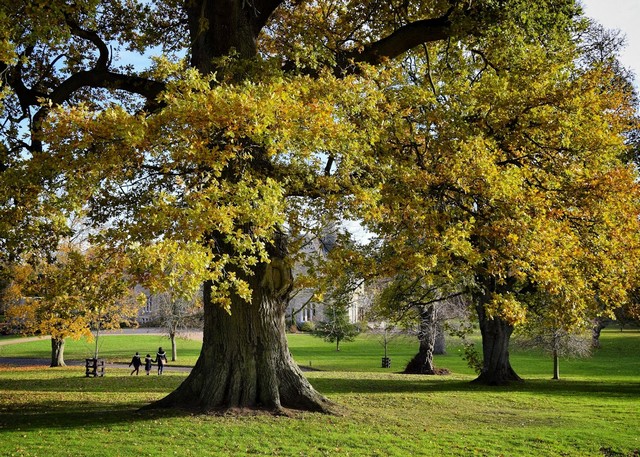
[85,358,105,377]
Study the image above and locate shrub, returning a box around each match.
[299,321,316,332]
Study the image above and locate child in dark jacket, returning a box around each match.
[144,354,153,375]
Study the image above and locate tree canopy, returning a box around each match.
[349,15,640,383]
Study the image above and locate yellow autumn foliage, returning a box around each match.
[3,244,141,340]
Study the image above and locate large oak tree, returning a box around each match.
[354,16,640,384]
[2,0,635,411]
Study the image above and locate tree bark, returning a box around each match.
[591,318,606,349]
[148,236,334,413]
[50,337,66,367]
[551,331,561,380]
[404,304,437,375]
[472,299,523,385]
[186,0,259,75]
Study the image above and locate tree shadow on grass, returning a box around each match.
[0,370,193,432]
[0,401,193,433]
[0,371,186,393]
[0,366,187,393]
[2,369,638,434]
[3,368,638,400]
[310,376,640,399]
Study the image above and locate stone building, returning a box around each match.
[286,228,370,327]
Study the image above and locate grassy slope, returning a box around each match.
[0,330,638,456]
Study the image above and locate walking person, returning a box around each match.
[144,353,153,375]
[129,352,142,376]
[154,347,168,375]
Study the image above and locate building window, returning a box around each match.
[302,303,315,322]
[144,295,153,314]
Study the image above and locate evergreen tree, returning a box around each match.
[313,300,360,352]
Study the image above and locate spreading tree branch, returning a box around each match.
[24,17,167,152]
[340,12,455,68]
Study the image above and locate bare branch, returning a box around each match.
[64,14,110,70]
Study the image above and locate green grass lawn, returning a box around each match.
[0,333,204,365]
[0,329,638,456]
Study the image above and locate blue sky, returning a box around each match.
[581,0,640,87]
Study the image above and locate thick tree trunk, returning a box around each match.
[404,305,437,375]
[472,300,522,385]
[186,0,259,75]
[50,337,66,367]
[149,238,334,413]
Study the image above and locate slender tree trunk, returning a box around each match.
[551,331,560,380]
[50,337,66,367]
[404,304,437,374]
[472,299,522,385]
[148,235,333,413]
[170,330,177,362]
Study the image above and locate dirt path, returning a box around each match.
[0,335,49,346]
[0,357,193,372]
[0,328,204,346]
